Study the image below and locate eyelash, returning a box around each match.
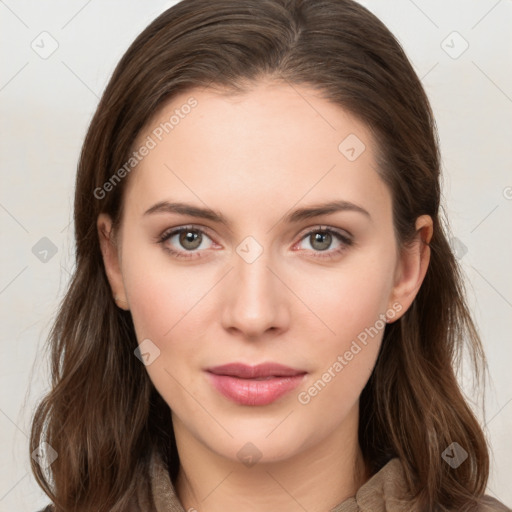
[157,224,353,260]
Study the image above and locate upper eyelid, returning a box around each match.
[297,225,352,240]
[159,224,215,240]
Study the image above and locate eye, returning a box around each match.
[157,224,353,260]
[158,225,215,259]
[294,226,353,259]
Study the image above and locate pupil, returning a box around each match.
[312,232,331,251]
[180,230,201,250]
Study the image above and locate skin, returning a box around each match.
[98,80,432,512]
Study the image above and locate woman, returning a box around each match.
[30,0,510,511]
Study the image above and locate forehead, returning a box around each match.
[124,81,390,223]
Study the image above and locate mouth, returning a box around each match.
[205,362,307,406]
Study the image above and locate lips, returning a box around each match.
[205,363,307,406]
[207,362,305,379]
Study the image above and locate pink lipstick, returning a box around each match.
[205,362,307,406]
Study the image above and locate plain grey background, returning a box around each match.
[0,1,511,510]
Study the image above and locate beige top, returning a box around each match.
[139,450,511,512]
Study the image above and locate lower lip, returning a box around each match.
[206,372,306,406]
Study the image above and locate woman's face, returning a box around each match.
[99,80,429,465]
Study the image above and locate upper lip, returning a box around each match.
[206,362,306,379]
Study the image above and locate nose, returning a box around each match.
[220,248,290,340]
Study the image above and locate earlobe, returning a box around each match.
[387,215,433,322]
[97,213,130,311]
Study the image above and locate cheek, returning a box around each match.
[295,255,395,346]
[121,252,210,410]
[121,242,214,342]
[292,270,391,424]
[290,253,394,406]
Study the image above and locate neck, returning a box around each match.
[173,407,367,512]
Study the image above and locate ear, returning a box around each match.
[387,215,433,322]
[97,213,129,310]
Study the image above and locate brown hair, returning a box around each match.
[30,1,492,510]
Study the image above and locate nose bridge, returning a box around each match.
[221,238,287,336]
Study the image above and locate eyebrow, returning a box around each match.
[143,199,371,226]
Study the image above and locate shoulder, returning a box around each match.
[356,458,511,512]
[476,495,512,511]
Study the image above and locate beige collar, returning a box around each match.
[146,451,416,512]
[144,450,509,512]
